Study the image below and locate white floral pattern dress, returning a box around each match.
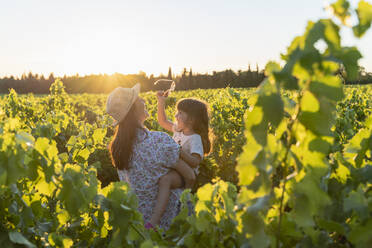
[117,128,182,230]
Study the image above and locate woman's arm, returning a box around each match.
[179,150,201,168]
[172,159,196,189]
[157,91,174,132]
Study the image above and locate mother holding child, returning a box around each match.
[105,83,212,230]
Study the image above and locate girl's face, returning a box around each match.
[134,97,149,125]
[175,109,192,131]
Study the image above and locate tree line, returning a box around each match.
[0,65,371,94]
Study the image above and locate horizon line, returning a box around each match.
[0,64,266,79]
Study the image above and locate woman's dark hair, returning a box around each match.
[108,104,142,170]
[176,98,213,155]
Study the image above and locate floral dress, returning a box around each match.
[117,128,182,230]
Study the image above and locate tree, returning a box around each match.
[48,73,55,82]
[167,67,172,80]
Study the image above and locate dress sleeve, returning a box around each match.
[153,132,180,168]
[190,135,204,159]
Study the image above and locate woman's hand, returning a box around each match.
[179,150,201,168]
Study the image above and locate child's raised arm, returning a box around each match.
[156,90,174,132]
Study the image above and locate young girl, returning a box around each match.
[146,90,212,228]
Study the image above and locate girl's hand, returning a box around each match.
[156,90,170,102]
[163,89,170,97]
[157,90,165,100]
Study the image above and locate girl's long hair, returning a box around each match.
[108,105,142,170]
[176,98,213,155]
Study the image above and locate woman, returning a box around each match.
[106,84,192,230]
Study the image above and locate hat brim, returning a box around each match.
[132,83,140,100]
[112,83,141,127]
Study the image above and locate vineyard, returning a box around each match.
[1,0,372,247]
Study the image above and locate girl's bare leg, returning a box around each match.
[150,170,183,226]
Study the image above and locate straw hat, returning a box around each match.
[106,83,140,126]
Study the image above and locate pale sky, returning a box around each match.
[1,0,371,77]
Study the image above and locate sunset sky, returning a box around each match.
[1,0,371,77]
